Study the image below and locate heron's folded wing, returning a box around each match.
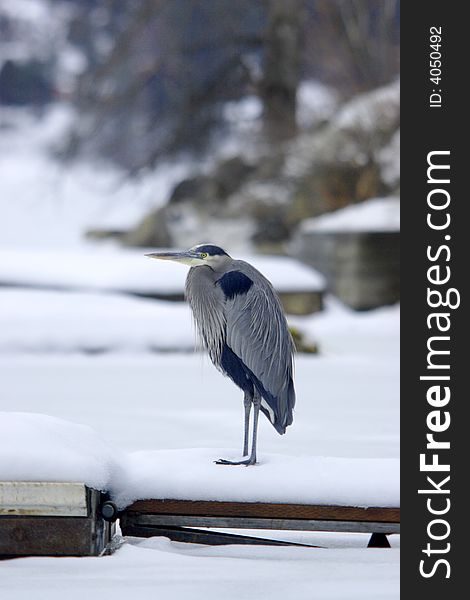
[223,276,294,402]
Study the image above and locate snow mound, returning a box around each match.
[0,413,121,491]
[301,197,400,233]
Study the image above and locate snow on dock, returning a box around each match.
[0,413,399,511]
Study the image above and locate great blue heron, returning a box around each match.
[146,244,295,465]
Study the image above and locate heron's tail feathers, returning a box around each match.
[258,376,295,435]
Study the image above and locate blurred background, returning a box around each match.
[0,0,400,360]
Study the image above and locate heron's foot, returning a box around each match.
[214,457,257,466]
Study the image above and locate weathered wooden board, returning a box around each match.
[0,516,109,557]
[124,499,400,523]
[0,482,88,517]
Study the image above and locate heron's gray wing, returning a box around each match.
[218,268,295,432]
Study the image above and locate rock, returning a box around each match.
[289,326,319,354]
[249,150,286,181]
[85,229,127,242]
[168,157,254,206]
[168,175,219,206]
[233,180,294,250]
[284,80,400,223]
[213,156,255,198]
[290,160,384,223]
[121,206,173,248]
[279,290,324,316]
[251,207,293,248]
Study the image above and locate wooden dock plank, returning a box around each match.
[124,499,400,523]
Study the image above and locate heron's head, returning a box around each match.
[145,244,231,268]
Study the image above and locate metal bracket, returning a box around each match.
[122,523,321,547]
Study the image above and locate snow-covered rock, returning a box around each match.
[285,79,400,221]
[300,197,400,233]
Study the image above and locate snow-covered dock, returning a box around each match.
[0,478,399,556]
[0,413,399,511]
[0,413,399,555]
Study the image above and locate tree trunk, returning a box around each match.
[261,0,302,142]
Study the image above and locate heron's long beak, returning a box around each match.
[145,250,196,264]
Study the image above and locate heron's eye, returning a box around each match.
[201,252,208,259]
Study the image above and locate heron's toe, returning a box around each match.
[214,458,257,466]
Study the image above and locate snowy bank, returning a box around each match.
[0,247,325,294]
[0,289,194,353]
[0,413,399,511]
[300,197,400,233]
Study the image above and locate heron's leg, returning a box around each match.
[247,392,261,465]
[243,390,252,457]
[215,392,260,466]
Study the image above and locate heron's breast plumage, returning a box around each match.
[185,266,226,366]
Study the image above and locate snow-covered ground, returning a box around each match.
[0,307,399,597]
[0,537,398,600]
[0,300,399,460]
[0,296,399,598]
[0,289,194,353]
